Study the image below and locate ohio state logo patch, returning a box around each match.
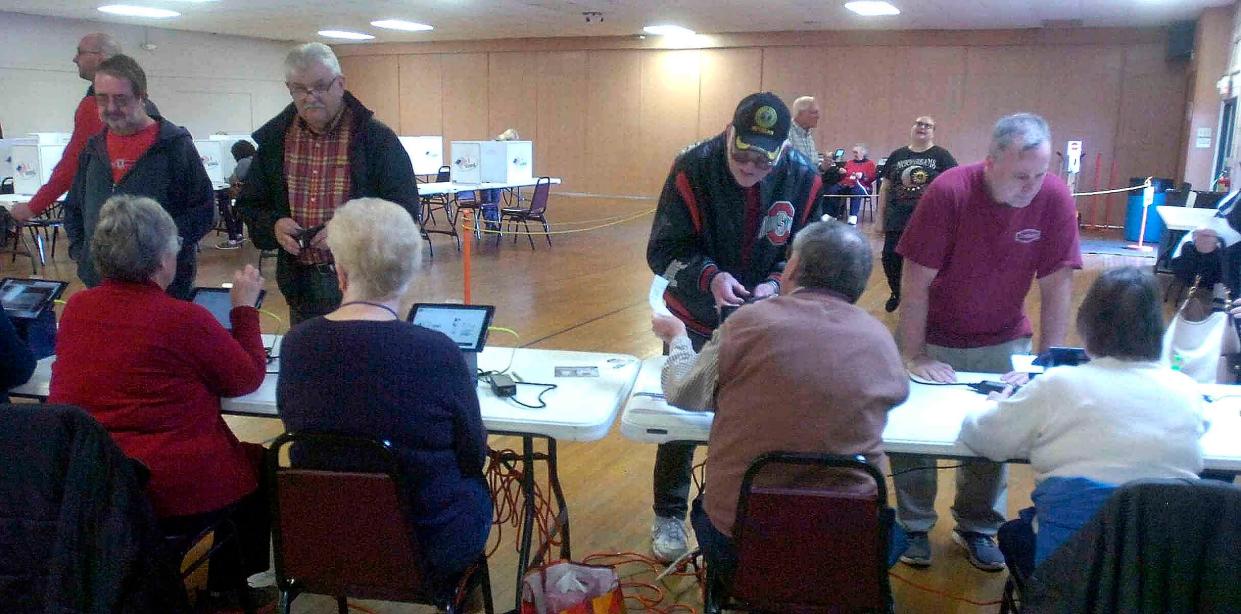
[1015,228,1042,243]
[761,201,796,245]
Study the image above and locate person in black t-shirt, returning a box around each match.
[878,116,957,312]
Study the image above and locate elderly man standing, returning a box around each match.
[651,220,910,582]
[787,96,825,170]
[645,91,821,563]
[878,116,957,312]
[12,33,125,223]
[63,54,211,299]
[890,113,1080,572]
[237,42,418,324]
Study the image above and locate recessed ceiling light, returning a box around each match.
[318,30,375,41]
[371,19,434,32]
[845,1,901,16]
[643,25,696,37]
[97,5,181,18]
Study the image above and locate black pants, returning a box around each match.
[215,191,244,242]
[652,328,710,520]
[276,254,343,325]
[159,457,270,592]
[882,230,904,299]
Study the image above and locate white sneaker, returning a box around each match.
[848,215,858,225]
[650,515,689,563]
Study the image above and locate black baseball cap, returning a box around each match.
[732,92,791,160]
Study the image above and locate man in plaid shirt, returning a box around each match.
[238,43,418,323]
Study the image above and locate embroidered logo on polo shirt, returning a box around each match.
[1015,228,1042,243]
[761,201,795,245]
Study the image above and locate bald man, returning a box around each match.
[11,33,156,222]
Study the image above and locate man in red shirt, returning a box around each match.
[11,33,121,222]
[890,113,1080,572]
[63,54,213,299]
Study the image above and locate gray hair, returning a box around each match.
[91,194,179,283]
[325,198,422,300]
[989,113,1051,158]
[853,143,868,154]
[84,32,122,58]
[792,96,817,112]
[284,42,342,80]
[788,220,872,302]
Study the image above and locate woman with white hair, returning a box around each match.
[50,194,271,604]
[277,197,491,587]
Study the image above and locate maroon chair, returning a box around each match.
[707,452,894,613]
[267,432,493,614]
[498,177,552,250]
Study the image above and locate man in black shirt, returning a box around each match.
[878,116,957,312]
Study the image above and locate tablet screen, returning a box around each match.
[190,287,265,331]
[409,303,495,352]
[0,278,67,319]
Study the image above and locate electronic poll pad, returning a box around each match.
[0,278,67,320]
[408,303,496,383]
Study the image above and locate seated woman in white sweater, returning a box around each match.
[959,266,1207,575]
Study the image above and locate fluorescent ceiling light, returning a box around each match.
[643,25,696,37]
[318,30,375,40]
[97,5,181,18]
[371,19,434,32]
[845,1,901,16]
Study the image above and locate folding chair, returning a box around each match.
[267,432,494,614]
[705,452,894,613]
[498,177,552,250]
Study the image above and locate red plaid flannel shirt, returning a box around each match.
[284,108,354,265]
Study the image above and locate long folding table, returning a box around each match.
[620,356,1241,472]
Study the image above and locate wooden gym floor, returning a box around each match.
[5,194,1156,612]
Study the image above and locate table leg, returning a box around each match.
[515,435,537,608]
[545,438,571,560]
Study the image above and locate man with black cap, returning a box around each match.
[644,91,822,563]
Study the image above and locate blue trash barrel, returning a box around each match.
[1123,177,1174,243]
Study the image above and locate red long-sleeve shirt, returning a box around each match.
[25,91,102,215]
[49,281,268,517]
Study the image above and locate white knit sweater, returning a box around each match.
[959,357,1208,484]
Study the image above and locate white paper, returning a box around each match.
[649,275,672,316]
[1010,353,1045,374]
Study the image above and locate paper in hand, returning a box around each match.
[649,275,672,316]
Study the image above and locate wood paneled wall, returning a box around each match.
[338,28,1190,225]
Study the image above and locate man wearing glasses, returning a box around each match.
[11,33,158,224]
[878,116,957,312]
[237,42,417,324]
[645,92,822,563]
[63,54,212,299]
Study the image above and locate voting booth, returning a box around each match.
[399,136,444,176]
[450,140,534,184]
[208,134,257,180]
[11,144,67,195]
[192,139,226,185]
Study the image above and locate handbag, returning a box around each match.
[519,560,626,614]
[1162,274,1241,383]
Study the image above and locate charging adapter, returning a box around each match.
[490,373,517,397]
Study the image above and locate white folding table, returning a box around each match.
[620,356,1241,472]
[417,177,562,249]
[11,336,640,607]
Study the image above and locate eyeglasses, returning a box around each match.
[914,121,935,129]
[95,93,136,108]
[75,48,102,58]
[287,76,339,99]
[730,149,777,170]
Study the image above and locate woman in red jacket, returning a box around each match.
[840,144,878,225]
[49,194,270,607]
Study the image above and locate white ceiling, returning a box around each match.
[0,0,1232,44]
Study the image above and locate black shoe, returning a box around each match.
[885,294,900,313]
